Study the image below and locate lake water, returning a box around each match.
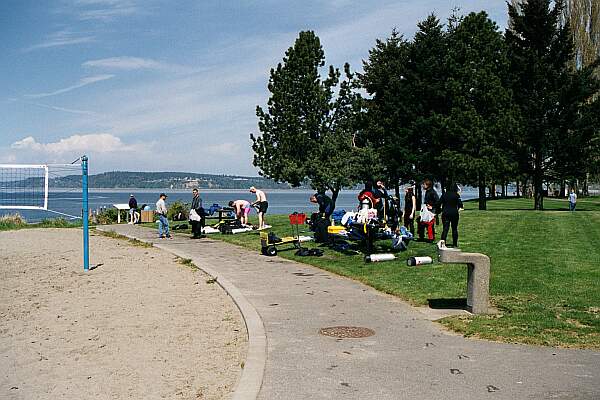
[2,187,481,222]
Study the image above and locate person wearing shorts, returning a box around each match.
[250,187,268,229]
[229,199,252,225]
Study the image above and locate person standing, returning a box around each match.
[155,193,171,239]
[250,187,268,229]
[373,180,390,220]
[418,179,439,242]
[229,199,251,226]
[439,183,463,248]
[128,194,139,224]
[569,189,577,211]
[403,185,416,235]
[190,188,205,238]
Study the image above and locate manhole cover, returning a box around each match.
[319,326,375,338]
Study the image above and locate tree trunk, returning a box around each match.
[533,153,544,210]
[516,180,520,198]
[490,183,496,199]
[478,176,487,210]
[583,173,589,196]
[501,182,506,198]
[416,184,423,208]
[533,176,544,210]
[331,187,340,210]
[559,180,566,198]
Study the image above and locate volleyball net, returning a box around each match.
[0,156,90,270]
[0,164,49,210]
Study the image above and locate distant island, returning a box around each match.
[50,171,304,190]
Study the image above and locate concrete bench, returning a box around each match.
[437,244,490,314]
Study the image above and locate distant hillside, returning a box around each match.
[50,171,299,189]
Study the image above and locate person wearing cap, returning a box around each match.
[128,194,139,224]
[155,193,171,239]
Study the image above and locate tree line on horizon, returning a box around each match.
[25,171,296,190]
[251,0,600,210]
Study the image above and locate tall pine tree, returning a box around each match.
[359,30,415,195]
[443,11,517,210]
[507,0,577,209]
[251,31,364,204]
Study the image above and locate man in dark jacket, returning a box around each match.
[373,180,391,222]
[438,183,463,248]
[190,188,205,238]
[128,194,139,224]
[310,191,334,219]
[309,191,334,243]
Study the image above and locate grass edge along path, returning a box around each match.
[147,197,600,349]
[0,214,81,231]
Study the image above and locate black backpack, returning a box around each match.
[313,217,331,243]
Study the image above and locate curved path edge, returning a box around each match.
[96,226,266,400]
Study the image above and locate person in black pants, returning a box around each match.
[190,188,205,239]
[403,186,416,235]
[438,183,463,248]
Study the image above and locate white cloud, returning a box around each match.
[22,101,97,116]
[11,134,147,154]
[67,0,139,21]
[25,75,114,99]
[83,56,192,73]
[24,29,95,52]
[205,142,241,155]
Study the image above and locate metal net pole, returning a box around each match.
[82,155,89,272]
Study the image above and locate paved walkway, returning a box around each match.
[99,225,599,400]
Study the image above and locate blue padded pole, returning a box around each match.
[82,155,89,272]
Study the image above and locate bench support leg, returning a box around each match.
[467,260,490,314]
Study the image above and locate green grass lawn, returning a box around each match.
[145,197,600,349]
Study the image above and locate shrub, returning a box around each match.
[168,201,189,221]
[96,208,119,224]
[0,213,27,230]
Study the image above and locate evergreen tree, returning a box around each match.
[550,60,600,191]
[359,30,415,194]
[443,11,518,210]
[409,15,450,189]
[359,15,449,199]
[251,31,365,204]
[507,0,579,209]
[252,31,329,187]
[307,64,368,203]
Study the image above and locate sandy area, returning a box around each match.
[0,228,247,400]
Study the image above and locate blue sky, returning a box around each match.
[1,0,508,175]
